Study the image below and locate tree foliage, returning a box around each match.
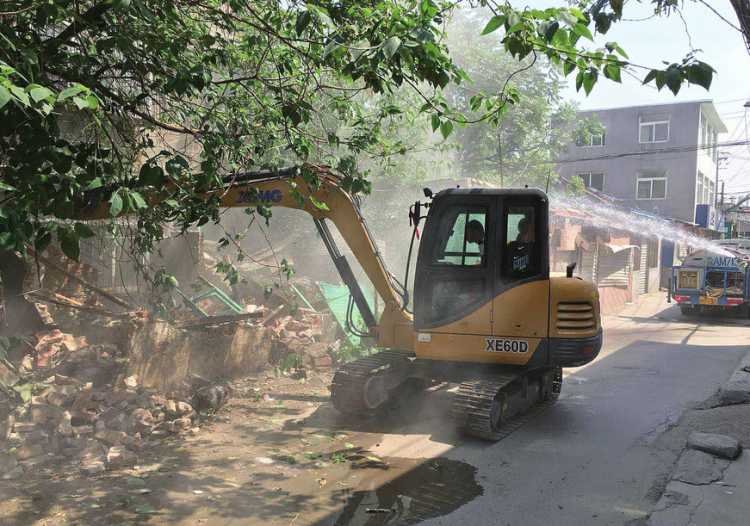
[0,0,721,268]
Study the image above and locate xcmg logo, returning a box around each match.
[237,189,283,204]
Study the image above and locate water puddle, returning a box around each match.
[322,457,482,526]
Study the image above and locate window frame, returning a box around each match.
[587,117,607,147]
[635,170,668,200]
[639,114,670,144]
[428,205,489,268]
[576,172,605,192]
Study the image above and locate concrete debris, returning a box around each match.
[671,449,731,485]
[123,374,139,389]
[686,432,743,460]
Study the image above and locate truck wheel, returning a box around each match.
[681,305,697,316]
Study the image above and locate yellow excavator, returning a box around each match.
[75,167,602,441]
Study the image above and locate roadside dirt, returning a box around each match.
[0,369,482,526]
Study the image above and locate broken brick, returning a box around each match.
[106,446,139,469]
[15,444,45,460]
[94,428,127,446]
[71,384,94,414]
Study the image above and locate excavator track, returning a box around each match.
[451,367,562,441]
[331,349,416,416]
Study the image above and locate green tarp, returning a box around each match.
[317,281,375,347]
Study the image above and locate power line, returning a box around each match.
[544,138,750,167]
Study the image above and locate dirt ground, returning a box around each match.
[0,369,482,526]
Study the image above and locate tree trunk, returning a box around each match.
[730,0,750,53]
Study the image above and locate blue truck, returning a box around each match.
[672,239,750,316]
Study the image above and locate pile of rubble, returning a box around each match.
[267,310,341,370]
[1,329,204,480]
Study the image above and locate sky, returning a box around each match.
[559,1,750,200]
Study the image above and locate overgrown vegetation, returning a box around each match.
[0,0,723,279]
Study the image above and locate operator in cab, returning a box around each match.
[466,219,485,264]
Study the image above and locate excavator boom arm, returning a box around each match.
[75,167,414,349]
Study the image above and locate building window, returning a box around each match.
[589,117,606,147]
[697,171,704,204]
[639,114,670,143]
[576,172,604,191]
[636,170,667,199]
[709,180,715,206]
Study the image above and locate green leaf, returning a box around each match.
[440,119,453,140]
[29,87,53,103]
[688,62,713,90]
[0,86,11,109]
[54,201,74,219]
[364,456,382,462]
[74,222,96,239]
[34,232,52,252]
[583,71,597,95]
[9,86,29,106]
[113,0,131,8]
[382,36,402,60]
[130,191,147,210]
[58,86,83,100]
[544,21,560,42]
[665,68,681,95]
[296,11,311,35]
[135,506,158,514]
[482,15,506,35]
[642,70,659,85]
[72,97,88,110]
[557,10,578,27]
[60,235,80,261]
[109,193,124,216]
[86,95,99,109]
[572,22,593,41]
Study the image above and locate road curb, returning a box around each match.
[718,349,750,405]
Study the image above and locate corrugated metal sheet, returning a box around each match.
[581,244,598,282]
[598,248,631,286]
[639,243,648,294]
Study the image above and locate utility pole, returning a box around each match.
[721,181,725,207]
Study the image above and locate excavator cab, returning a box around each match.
[414,189,548,340]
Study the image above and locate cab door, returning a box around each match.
[491,192,550,345]
[414,194,496,335]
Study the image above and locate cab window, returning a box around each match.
[503,204,541,281]
[430,206,487,267]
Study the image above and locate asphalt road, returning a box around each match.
[410,294,750,526]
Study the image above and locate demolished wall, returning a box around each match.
[127,320,273,392]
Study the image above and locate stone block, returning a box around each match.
[106,389,129,407]
[13,422,37,434]
[25,429,49,445]
[686,432,742,460]
[46,385,77,407]
[15,444,45,460]
[94,428,127,446]
[0,363,20,387]
[123,375,139,389]
[57,411,74,437]
[29,399,59,423]
[1,466,24,480]
[106,446,138,469]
